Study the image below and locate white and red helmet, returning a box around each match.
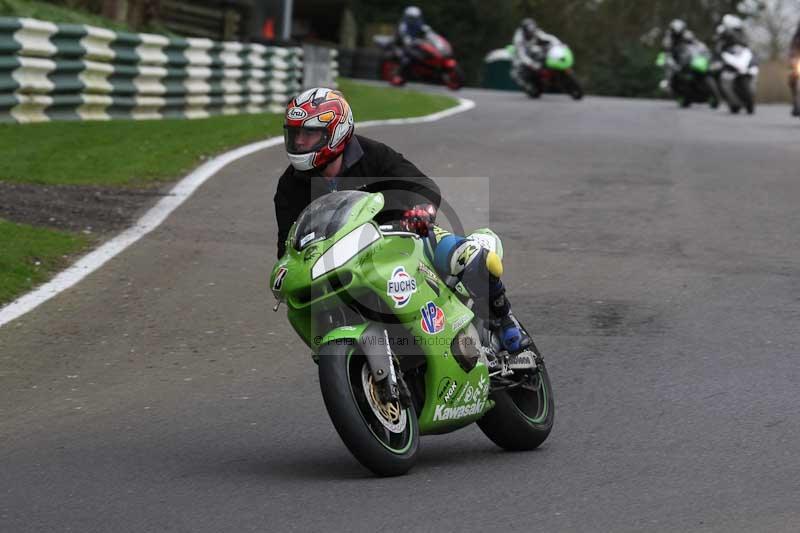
[284,87,355,171]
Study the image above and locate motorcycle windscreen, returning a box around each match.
[293,190,370,251]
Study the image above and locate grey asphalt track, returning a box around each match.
[2,87,800,533]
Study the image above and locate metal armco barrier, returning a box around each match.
[0,17,324,123]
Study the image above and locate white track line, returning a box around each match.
[0,97,475,328]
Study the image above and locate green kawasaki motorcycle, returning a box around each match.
[270,190,554,477]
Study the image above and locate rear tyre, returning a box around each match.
[478,362,554,451]
[318,343,419,477]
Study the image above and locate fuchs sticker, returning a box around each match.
[387,266,417,308]
[420,301,445,335]
[287,107,307,120]
[273,266,288,291]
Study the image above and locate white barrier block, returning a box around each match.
[15,18,58,57]
[12,56,55,93]
[81,26,115,62]
[79,60,114,94]
[11,93,52,122]
[77,93,112,120]
[135,33,169,66]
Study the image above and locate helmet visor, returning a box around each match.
[284,126,329,155]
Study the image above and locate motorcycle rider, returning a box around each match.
[660,18,720,105]
[713,14,748,56]
[392,6,432,84]
[275,87,531,352]
[510,17,561,94]
[663,19,698,59]
[660,19,697,91]
[790,20,800,117]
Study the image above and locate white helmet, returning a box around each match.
[722,14,744,32]
[403,6,422,20]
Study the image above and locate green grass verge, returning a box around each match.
[0,0,133,31]
[0,79,458,187]
[0,218,90,304]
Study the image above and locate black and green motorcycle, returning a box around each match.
[270,191,554,477]
[658,42,720,109]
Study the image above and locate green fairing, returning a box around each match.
[270,192,494,435]
[656,52,666,67]
[545,45,574,70]
[691,55,709,73]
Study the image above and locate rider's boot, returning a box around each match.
[489,276,532,354]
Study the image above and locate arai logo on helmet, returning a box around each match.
[287,107,307,120]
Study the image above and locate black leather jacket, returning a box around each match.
[273,135,441,258]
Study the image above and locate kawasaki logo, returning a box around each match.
[433,400,486,421]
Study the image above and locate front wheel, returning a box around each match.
[737,76,755,115]
[318,343,419,477]
[443,65,464,90]
[477,362,554,451]
[562,71,584,100]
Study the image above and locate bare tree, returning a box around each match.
[745,0,799,59]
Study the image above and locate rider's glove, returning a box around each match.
[400,204,437,237]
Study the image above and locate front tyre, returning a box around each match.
[737,76,755,115]
[443,65,464,90]
[318,343,419,476]
[477,363,554,451]
[562,71,584,100]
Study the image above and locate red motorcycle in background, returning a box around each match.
[374,32,464,90]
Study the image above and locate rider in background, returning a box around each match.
[789,20,800,117]
[393,6,433,85]
[713,14,748,57]
[510,17,561,93]
[660,19,699,92]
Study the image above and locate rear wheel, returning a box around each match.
[318,343,419,476]
[478,361,554,451]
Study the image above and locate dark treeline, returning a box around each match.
[350,0,755,96]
